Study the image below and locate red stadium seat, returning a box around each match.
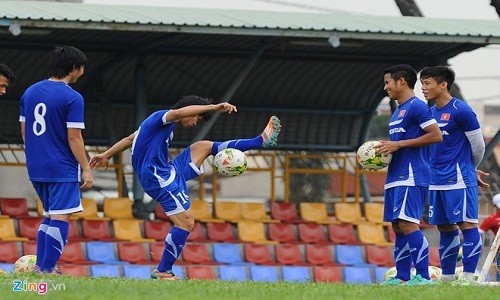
[68,219,89,242]
[182,243,218,265]
[117,242,151,264]
[149,242,165,263]
[270,202,303,223]
[81,220,116,241]
[268,223,299,243]
[365,245,394,267]
[143,220,171,241]
[22,241,37,255]
[313,266,343,283]
[186,222,207,242]
[59,264,90,277]
[60,242,95,265]
[18,217,42,240]
[186,265,216,280]
[327,223,359,245]
[305,244,337,266]
[206,222,239,243]
[0,241,20,262]
[154,203,170,221]
[275,244,308,266]
[0,197,33,218]
[297,223,328,244]
[243,243,276,265]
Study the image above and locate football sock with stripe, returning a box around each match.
[211,136,263,156]
[394,233,412,281]
[35,217,50,269]
[406,230,430,279]
[42,219,69,272]
[157,227,190,272]
[461,228,482,274]
[439,229,460,275]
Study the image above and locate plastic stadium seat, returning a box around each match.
[237,220,277,244]
[172,265,185,279]
[313,266,343,283]
[0,241,20,262]
[22,241,37,255]
[143,220,170,241]
[0,218,29,241]
[117,242,151,264]
[59,264,90,277]
[239,203,278,223]
[357,223,393,246]
[429,246,441,267]
[297,223,328,244]
[0,263,15,273]
[212,243,251,265]
[214,201,244,222]
[67,219,89,242]
[206,222,240,243]
[60,242,95,265]
[386,225,396,243]
[343,266,373,284]
[335,245,372,266]
[250,266,279,282]
[218,265,248,281]
[182,243,218,265]
[268,223,299,243]
[281,266,311,282]
[190,200,224,223]
[122,264,151,279]
[0,197,32,218]
[363,202,388,224]
[327,223,359,245]
[71,198,109,220]
[305,244,337,266]
[82,219,116,241]
[103,197,134,219]
[18,217,42,240]
[187,222,207,242]
[149,242,166,263]
[275,244,308,266]
[375,266,390,283]
[86,241,128,264]
[299,202,339,224]
[365,245,394,267]
[243,244,276,265]
[270,202,303,223]
[186,265,217,280]
[334,202,364,224]
[154,204,170,221]
[90,264,121,278]
[112,219,155,242]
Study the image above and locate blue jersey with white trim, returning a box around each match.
[385,97,436,188]
[131,110,175,192]
[429,98,480,189]
[19,80,85,182]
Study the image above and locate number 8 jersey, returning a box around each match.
[19,80,85,182]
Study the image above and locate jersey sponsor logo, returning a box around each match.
[389,127,406,134]
[398,110,406,118]
[440,113,450,121]
[453,210,460,215]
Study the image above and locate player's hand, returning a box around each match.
[476,169,490,188]
[89,154,110,170]
[80,170,93,191]
[375,140,400,154]
[216,102,237,114]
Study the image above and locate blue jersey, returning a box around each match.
[385,97,436,188]
[429,98,480,189]
[19,80,85,182]
[131,110,175,192]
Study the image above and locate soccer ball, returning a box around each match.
[213,148,248,176]
[454,266,480,281]
[13,255,37,273]
[384,266,416,281]
[356,140,392,171]
[428,266,442,280]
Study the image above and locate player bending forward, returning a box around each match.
[90,95,281,280]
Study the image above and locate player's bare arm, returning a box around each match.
[376,123,442,154]
[476,169,490,188]
[165,102,237,122]
[68,128,93,190]
[89,132,135,170]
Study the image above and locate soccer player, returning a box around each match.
[479,194,500,281]
[0,62,15,96]
[377,64,442,285]
[89,96,281,280]
[420,65,489,285]
[19,46,93,274]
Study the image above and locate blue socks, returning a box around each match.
[211,136,263,156]
[394,233,412,281]
[35,218,50,269]
[439,229,460,275]
[406,230,430,279]
[41,219,69,272]
[461,228,482,274]
[157,227,190,272]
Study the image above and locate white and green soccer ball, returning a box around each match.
[356,141,392,171]
[454,266,480,281]
[13,255,37,273]
[214,148,248,177]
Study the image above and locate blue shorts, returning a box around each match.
[383,186,427,224]
[146,146,202,216]
[32,182,82,216]
[428,187,478,225]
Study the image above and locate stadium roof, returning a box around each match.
[2,1,500,150]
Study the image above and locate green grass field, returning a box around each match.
[1,273,499,300]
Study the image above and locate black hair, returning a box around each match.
[0,63,15,83]
[383,64,417,89]
[171,95,214,121]
[49,46,87,79]
[420,66,455,92]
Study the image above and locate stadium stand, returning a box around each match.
[206,222,240,243]
[365,245,394,267]
[0,241,20,262]
[71,198,109,220]
[59,264,90,277]
[18,217,42,240]
[0,218,28,241]
[335,245,373,266]
[181,243,219,265]
[143,220,170,241]
[343,266,373,284]
[334,202,364,224]
[363,202,388,225]
[357,223,393,246]
[374,266,390,283]
[218,265,248,281]
[327,223,360,245]
[186,265,217,280]
[243,243,276,265]
[239,203,278,223]
[117,242,151,264]
[214,202,244,223]
[112,219,155,242]
[297,223,328,244]
[103,197,134,219]
[270,202,303,223]
[212,243,252,265]
[81,220,117,241]
[313,266,343,283]
[190,200,224,223]
[281,266,310,282]
[249,265,279,282]
[299,202,339,224]
[268,222,299,244]
[305,244,337,266]
[0,263,14,272]
[237,220,277,244]
[275,244,308,266]
[21,241,36,256]
[0,198,33,218]
[186,222,207,243]
[86,242,129,265]
[90,264,121,278]
[122,264,151,279]
[60,242,95,265]
[149,242,166,263]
